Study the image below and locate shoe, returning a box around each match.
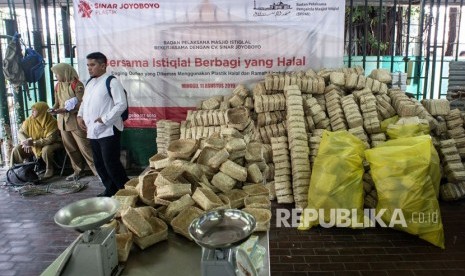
[42,169,54,180]
[66,173,81,181]
[97,191,111,197]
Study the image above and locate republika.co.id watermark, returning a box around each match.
[276,208,440,228]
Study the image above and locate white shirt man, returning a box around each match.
[78,72,126,139]
[77,52,129,197]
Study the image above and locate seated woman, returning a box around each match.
[10,102,63,180]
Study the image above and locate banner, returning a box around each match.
[74,0,345,128]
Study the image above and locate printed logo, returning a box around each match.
[253,1,292,11]
[78,0,93,18]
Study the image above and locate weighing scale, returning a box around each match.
[189,209,257,276]
[52,197,122,276]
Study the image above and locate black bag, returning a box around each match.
[6,161,40,185]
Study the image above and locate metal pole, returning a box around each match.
[438,0,449,98]
[429,0,441,99]
[377,0,382,68]
[363,0,368,70]
[404,0,412,74]
[390,0,398,73]
[422,0,433,99]
[416,0,427,99]
[455,0,464,60]
[348,0,354,68]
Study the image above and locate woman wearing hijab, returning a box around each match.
[50,63,97,181]
[10,102,62,179]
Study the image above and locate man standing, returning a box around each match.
[77,52,129,196]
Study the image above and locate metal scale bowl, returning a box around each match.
[53,197,120,276]
[189,209,256,276]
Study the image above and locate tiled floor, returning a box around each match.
[0,167,464,276]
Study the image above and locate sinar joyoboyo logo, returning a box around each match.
[78,0,160,18]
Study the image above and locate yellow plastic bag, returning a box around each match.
[386,123,430,139]
[299,130,365,230]
[380,115,399,132]
[365,135,444,248]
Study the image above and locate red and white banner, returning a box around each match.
[74,0,345,128]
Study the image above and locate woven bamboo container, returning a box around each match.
[165,194,195,221]
[124,178,139,190]
[134,206,158,220]
[170,206,204,240]
[113,195,138,218]
[196,147,220,167]
[133,217,168,250]
[223,189,248,209]
[242,184,270,197]
[244,195,271,209]
[149,153,171,170]
[242,207,272,232]
[167,139,199,160]
[204,136,226,150]
[116,232,133,262]
[156,184,192,199]
[192,187,223,211]
[247,163,264,183]
[211,171,237,193]
[207,149,230,169]
[219,160,247,182]
[121,207,154,238]
[225,138,247,152]
[155,165,184,187]
[136,172,158,206]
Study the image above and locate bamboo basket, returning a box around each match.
[156,184,192,199]
[137,172,158,206]
[211,171,237,193]
[196,147,220,167]
[207,149,230,169]
[223,189,248,209]
[220,160,247,182]
[247,163,263,183]
[155,165,185,187]
[134,206,158,220]
[124,178,139,190]
[167,139,199,160]
[121,207,154,238]
[116,232,133,262]
[192,187,223,211]
[133,217,168,250]
[242,184,270,197]
[149,153,171,170]
[170,206,204,240]
[244,195,271,209]
[242,207,272,232]
[165,194,195,221]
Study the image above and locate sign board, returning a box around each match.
[74,0,345,127]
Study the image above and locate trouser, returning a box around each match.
[90,127,129,196]
[61,128,97,176]
[10,142,63,174]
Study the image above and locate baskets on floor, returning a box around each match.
[170,206,204,240]
[133,217,168,250]
[242,207,272,232]
[167,139,199,160]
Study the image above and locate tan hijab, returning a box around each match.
[21,102,58,156]
[51,63,79,100]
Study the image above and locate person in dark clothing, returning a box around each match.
[77,52,129,196]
